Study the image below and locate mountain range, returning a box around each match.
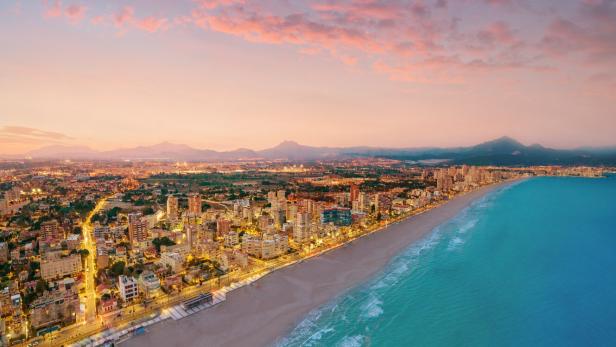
[6,137,616,166]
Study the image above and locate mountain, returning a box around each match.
[376,137,616,166]
[259,141,341,160]
[14,137,616,165]
[470,136,526,154]
[25,145,98,159]
[101,142,218,161]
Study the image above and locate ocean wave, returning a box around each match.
[360,294,383,319]
[447,236,465,251]
[281,185,502,346]
[370,230,442,290]
[302,327,335,346]
[276,300,340,347]
[456,218,478,234]
[336,335,365,347]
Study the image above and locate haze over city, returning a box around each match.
[2,0,616,155]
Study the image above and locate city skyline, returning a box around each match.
[1,129,616,156]
[1,0,616,154]
[1,1,615,346]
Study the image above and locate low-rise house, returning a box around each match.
[117,275,138,302]
[159,252,183,273]
[137,271,161,298]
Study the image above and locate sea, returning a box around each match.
[278,175,616,347]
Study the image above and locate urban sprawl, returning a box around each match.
[0,159,608,346]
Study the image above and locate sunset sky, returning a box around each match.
[1,0,615,154]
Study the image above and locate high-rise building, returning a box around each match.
[273,208,286,228]
[276,189,286,201]
[188,193,202,215]
[321,208,352,226]
[41,220,61,240]
[286,204,298,222]
[350,184,360,202]
[128,212,142,224]
[267,191,277,203]
[241,233,288,259]
[224,231,239,247]
[216,218,231,237]
[358,192,368,211]
[166,195,178,221]
[128,213,148,244]
[258,215,271,230]
[375,194,393,213]
[0,242,8,263]
[437,175,453,192]
[301,199,316,215]
[185,224,197,249]
[293,211,311,243]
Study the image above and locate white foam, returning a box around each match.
[447,236,465,251]
[336,335,365,347]
[302,327,334,345]
[360,294,383,319]
[279,184,509,346]
[369,230,441,290]
[276,301,339,347]
[456,218,478,234]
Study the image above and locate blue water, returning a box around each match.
[278,176,616,347]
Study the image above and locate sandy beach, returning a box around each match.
[121,181,512,347]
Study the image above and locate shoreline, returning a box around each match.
[121,180,516,347]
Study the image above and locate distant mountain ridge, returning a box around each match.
[8,137,616,165]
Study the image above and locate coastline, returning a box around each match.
[121,180,516,347]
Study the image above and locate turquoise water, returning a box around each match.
[278,176,616,347]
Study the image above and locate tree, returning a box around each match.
[35,279,48,295]
[106,207,122,220]
[91,213,103,223]
[109,261,126,278]
[152,237,176,253]
[28,261,40,281]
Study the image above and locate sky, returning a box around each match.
[1,0,615,154]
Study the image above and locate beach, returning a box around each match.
[122,181,512,347]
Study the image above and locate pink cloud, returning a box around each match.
[114,6,134,27]
[539,1,616,66]
[312,1,402,21]
[197,9,381,53]
[43,0,62,18]
[478,21,516,46]
[195,0,246,10]
[65,4,86,23]
[43,1,86,24]
[134,16,169,33]
[110,6,168,33]
[32,0,616,86]
[90,15,105,25]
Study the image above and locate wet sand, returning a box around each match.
[122,182,512,347]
